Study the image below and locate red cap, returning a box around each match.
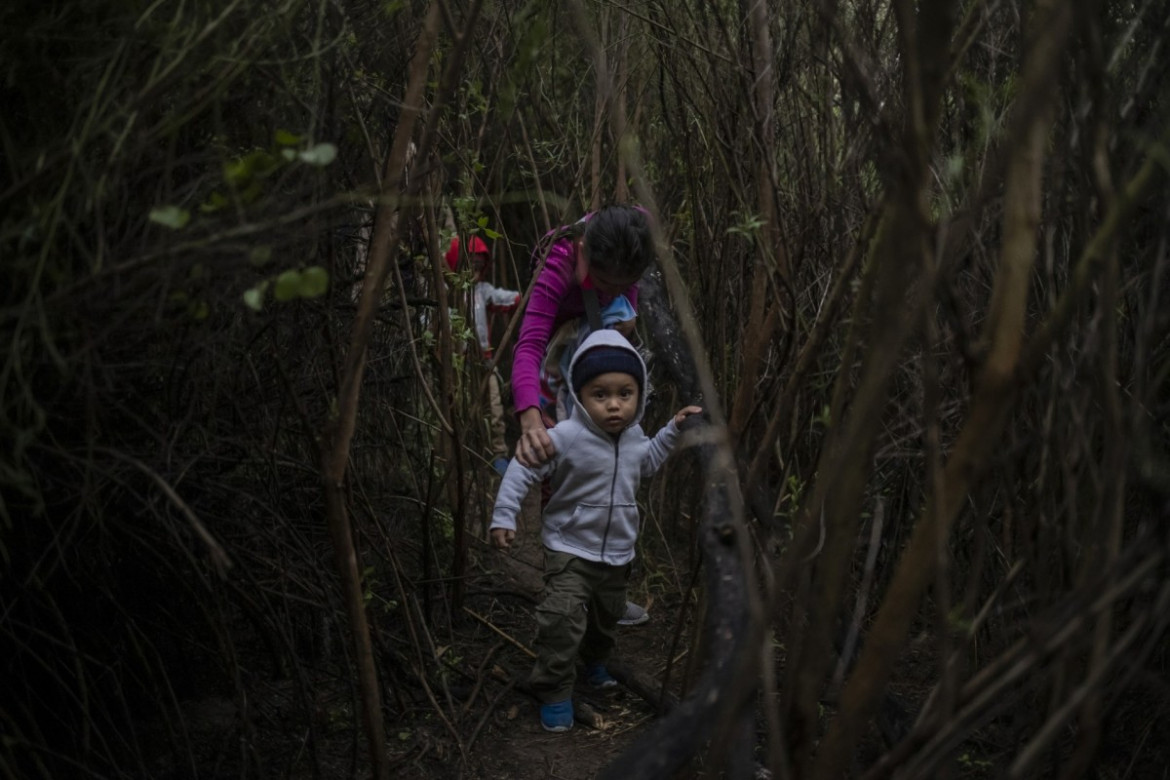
[444,236,489,270]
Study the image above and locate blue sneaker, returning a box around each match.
[540,699,573,732]
[585,663,618,690]
[491,457,509,476]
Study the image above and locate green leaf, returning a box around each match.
[224,158,249,186]
[242,287,265,311]
[149,205,190,229]
[199,191,229,214]
[476,215,489,227]
[249,246,273,267]
[224,149,280,187]
[273,270,301,302]
[299,143,337,166]
[483,227,502,240]
[944,154,965,182]
[281,148,297,161]
[298,266,329,298]
[274,129,302,146]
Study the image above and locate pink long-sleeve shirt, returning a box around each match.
[511,232,640,415]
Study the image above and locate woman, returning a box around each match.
[512,204,654,466]
[511,204,656,627]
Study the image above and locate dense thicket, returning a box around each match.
[2,0,1168,778]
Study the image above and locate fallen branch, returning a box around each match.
[462,606,536,659]
[606,660,680,715]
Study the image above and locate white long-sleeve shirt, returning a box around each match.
[470,281,520,356]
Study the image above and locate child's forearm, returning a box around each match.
[642,418,681,476]
[490,508,519,533]
[491,458,548,526]
[644,407,701,475]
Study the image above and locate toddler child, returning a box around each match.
[490,328,701,732]
[445,236,521,474]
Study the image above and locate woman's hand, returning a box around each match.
[516,407,556,467]
[674,405,703,425]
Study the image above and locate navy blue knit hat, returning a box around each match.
[572,346,644,395]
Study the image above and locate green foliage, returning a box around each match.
[449,196,502,242]
[200,191,230,214]
[434,509,454,545]
[225,149,283,190]
[497,1,552,118]
[249,246,273,267]
[775,474,805,525]
[295,142,338,166]
[149,206,191,230]
[274,129,303,146]
[477,215,502,240]
[242,285,266,312]
[244,266,330,310]
[957,751,993,771]
[947,605,971,633]
[726,211,766,242]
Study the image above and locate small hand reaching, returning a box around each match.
[674,405,703,425]
[491,528,515,550]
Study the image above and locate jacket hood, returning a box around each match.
[566,329,649,428]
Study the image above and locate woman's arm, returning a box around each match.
[511,238,578,467]
[511,239,576,414]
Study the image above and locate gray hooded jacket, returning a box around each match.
[491,329,682,566]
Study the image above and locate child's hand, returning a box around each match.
[491,528,515,550]
[674,405,703,425]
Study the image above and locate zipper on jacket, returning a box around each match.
[599,436,619,558]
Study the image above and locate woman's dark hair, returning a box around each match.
[582,204,653,277]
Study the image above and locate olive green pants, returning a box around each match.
[529,548,628,703]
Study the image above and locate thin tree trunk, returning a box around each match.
[319,6,442,778]
[614,8,629,203]
[728,0,786,443]
[589,8,609,211]
[1064,103,1124,779]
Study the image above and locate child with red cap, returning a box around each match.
[445,236,520,474]
[489,328,701,732]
